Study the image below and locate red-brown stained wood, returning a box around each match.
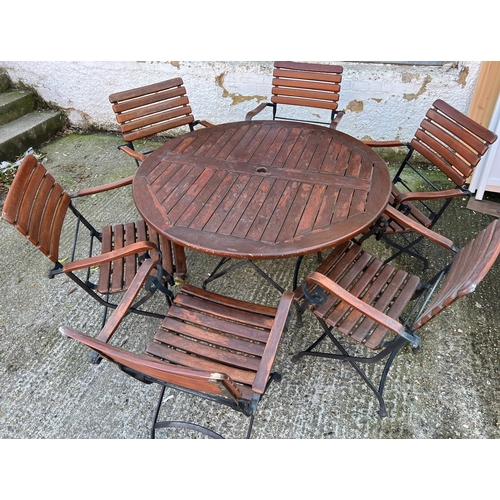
[4,155,176,307]
[304,220,500,352]
[109,78,195,143]
[133,121,391,260]
[271,61,343,111]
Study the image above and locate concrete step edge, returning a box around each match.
[0,90,35,126]
[0,110,66,161]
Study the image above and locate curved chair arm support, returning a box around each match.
[394,188,465,205]
[383,205,457,251]
[305,272,406,336]
[97,255,160,344]
[252,291,294,394]
[118,145,147,163]
[245,102,274,121]
[60,326,238,394]
[62,241,159,273]
[72,175,135,198]
[363,140,407,148]
[329,110,345,129]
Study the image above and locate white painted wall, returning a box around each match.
[0,60,482,142]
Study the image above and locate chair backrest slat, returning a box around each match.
[111,87,188,116]
[2,155,70,263]
[109,77,184,104]
[117,97,191,128]
[109,78,195,143]
[271,61,343,112]
[413,220,500,330]
[409,99,498,187]
[119,103,193,134]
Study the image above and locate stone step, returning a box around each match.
[0,90,35,126]
[0,71,10,93]
[0,110,66,162]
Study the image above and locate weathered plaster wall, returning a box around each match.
[0,61,481,142]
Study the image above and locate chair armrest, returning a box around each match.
[383,205,457,251]
[192,119,214,128]
[363,140,407,148]
[118,145,147,163]
[252,291,294,394]
[245,102,273,121]
[329,110,345,129]
[97,254,160,344]
[71,175,134,198]
[394,188,465,205]
[62,241,159,273]
[305,272,405,336]
[62,255,160,346]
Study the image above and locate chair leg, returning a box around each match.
[381,233,430,272]
[202,258,247,289]
[89,294,113,364]
[293,320,408,418]
[150,385,223,439]
[203,258,285,294]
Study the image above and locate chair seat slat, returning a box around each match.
[348,269,409,343]
[110,224,125,293]
[97,225,112,293]
[165,307,270,344]
[146,340,256,388]
[364,274,420,349]
[173,292,275,329]
[157,317,266,356]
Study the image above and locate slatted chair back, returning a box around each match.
[2,154,71,263]
[294,219,500,418]
[413,219,500,330]
[271,61,343,115]
[410,99,497,187]
[109,77,195,144]
[2,155,175,331]
[361,99,498,271]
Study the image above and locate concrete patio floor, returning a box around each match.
[1,130,500,443]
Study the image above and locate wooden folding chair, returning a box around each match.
[361,99,498,270]
[2,154,175,362]
[245,61,345,129]
[293,216,500,417]
[60,250,294,438]
[109,77,212,166]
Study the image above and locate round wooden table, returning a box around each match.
[133,120,391,284]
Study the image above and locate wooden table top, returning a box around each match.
[133,120,391,260]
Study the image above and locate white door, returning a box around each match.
[470,91,500,199]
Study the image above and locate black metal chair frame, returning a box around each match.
[120,119,209,168]
[361,144,471,271]
[50,200,173,323]
[124,365,282,439]
[293,218,500,418]
[252,101,342,127]
[293,263,445,418]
